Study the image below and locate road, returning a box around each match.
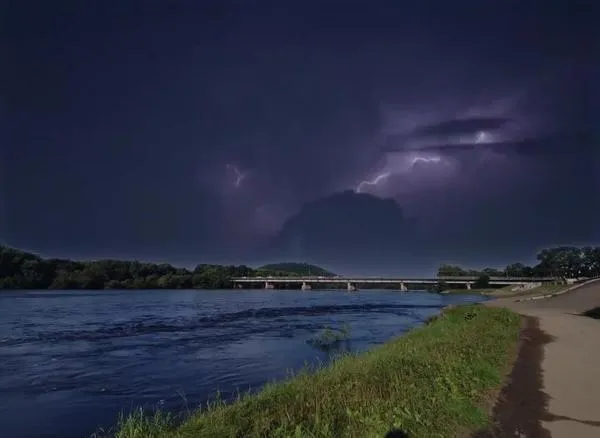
[519,280,600,313]
[482,280,600,437]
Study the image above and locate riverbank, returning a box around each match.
[112,305,521,438]
[441,283,570,298]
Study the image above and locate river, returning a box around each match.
[0,289,486,438]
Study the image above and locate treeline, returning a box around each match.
[258,262,334,277]
[438,246,600,279]
[0,246,314,290]
[3,245,599,290]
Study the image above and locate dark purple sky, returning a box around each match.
[4,0,598,273]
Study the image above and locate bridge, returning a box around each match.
[231,276,559,291]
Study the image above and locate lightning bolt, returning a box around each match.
[355,155,443,194]
[356,172,391,193]
[226,164,246,188]
[411,156,441,165]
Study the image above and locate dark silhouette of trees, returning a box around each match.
[0,245,318,290]
[2,244,599,290]
[437,246,600,279]
[473,274,490,289]
[437,264,469,277]
[257,262,334,277]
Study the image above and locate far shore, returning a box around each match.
[1,284,569,295]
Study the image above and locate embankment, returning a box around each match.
[113,305,521,438]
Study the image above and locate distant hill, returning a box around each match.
[258,262,335,277]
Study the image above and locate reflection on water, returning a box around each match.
[0,289,486,438]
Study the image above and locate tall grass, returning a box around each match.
[115,408,175,438]
[113,305,521,438]
[307,323,352,352]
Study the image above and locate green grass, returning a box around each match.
[307,323,352,352]
[111,305,521,438]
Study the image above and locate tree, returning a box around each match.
[0,245,336,290]
[474,274,490,289]
[505,263,527,277]
[536,247,587,278]
[437,264,468,277]
[2,244,598,291]
[482,267,504,277]
[439,246,600,282]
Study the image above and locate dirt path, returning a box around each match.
[476,281,600,438]
[473,316,552,438]
[481,281,600,437]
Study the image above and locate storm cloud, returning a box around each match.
[410,117,512,138]
[5,0,597,271]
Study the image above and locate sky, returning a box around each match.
[4,0,598,274]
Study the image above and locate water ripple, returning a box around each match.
[1,303,439,346]
[0,289,483,438]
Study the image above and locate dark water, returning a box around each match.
[0,289,486,438]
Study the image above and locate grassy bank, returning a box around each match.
[112,305,521,438]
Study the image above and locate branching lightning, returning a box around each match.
[355,155,444,194]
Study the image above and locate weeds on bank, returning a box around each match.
[115,408,175,438]
[307,323,352,352]
[111,305,521,438]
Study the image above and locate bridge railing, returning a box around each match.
[231,276,560,282]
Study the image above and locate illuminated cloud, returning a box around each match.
[474,131,492,144]
[9,0,593,265]
[411,117,510,138]
[226,164,247,188]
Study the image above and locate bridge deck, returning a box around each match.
[232,276,557,284]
